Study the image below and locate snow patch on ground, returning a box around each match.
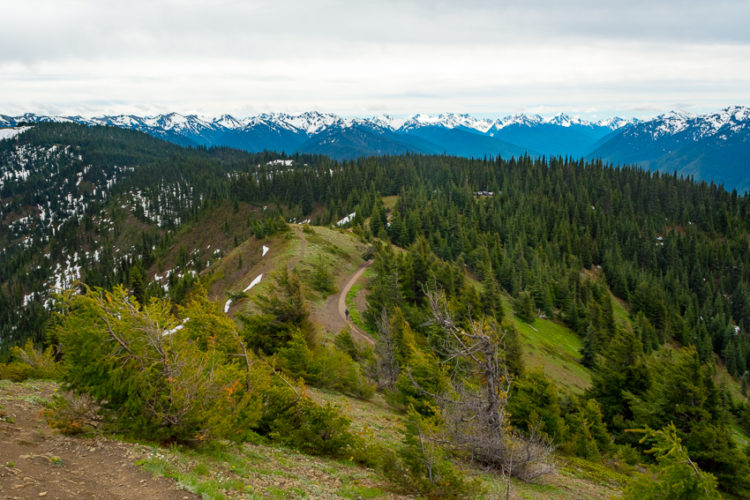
[163,318,189,337]
[262,245,269,257]
[267,159,294,167]
[0,126,31,141]
[244,274,263,292]
[337,212,355,226]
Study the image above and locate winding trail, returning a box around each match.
[335,260,375,346]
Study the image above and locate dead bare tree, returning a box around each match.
[425,289,555,482]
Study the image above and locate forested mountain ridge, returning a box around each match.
[3,123,750,496]
[0,123,304,351]
[4,106,749,191]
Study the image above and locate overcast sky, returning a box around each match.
[1,0,748,119]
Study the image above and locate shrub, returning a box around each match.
[258,384,354,457]
[52,286,266,442]
[277,332,375,400]
[44,393,99,435]
[0,362,35,382]
[310,257,337,295]
[624,424,720,500]
[383,409,482,498]
[334,329,358,358]
[50,285,355,456]
[240,268,316,355]
[0,341,61,382]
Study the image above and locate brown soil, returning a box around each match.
[0,381,198,500]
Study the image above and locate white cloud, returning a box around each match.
[0,1,748,118]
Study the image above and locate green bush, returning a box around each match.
[382,409,482,498]
[389,347,450,416]
[310,256,337,295]
[240,268,316,355]
[624,424,720,500]
[258,384,354,457]
[0,362,35,382]
[0,341,61,382]
[50,285,355,456]
[277,331,375,400]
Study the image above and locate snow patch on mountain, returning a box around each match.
[544,113,588,127]
[368,114,407,131]
[283,112,341,134]
[624,106,750,141]
[337,212,356,226]
[596,117,631,130]
[488,114,544,132]
[401,113,494,133]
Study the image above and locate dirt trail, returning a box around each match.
[314,260,374,346]
[337,262,375,345]
[288,226,307,269]
[0,381,198,500]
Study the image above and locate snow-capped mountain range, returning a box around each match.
[0,110,634,161]
[588,106,750,192]
[0,110,627,135]
[2,106,749,191]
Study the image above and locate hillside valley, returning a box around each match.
[2,124,750,498]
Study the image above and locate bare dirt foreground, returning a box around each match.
[0,380,198,500]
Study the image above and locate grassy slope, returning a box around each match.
[147,201,261,280]
[513,313,592,394]
[204,229,291,307]
[191,223,625,497]
[208,225,369,318]
[136,438,407,500]
[293,226,368,303]
[308,386,628,499]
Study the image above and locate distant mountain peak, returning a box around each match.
[1,110,637,136]
[596,116,631,130]
[628,106,750,140]
[213,114,242,129]
[368,114,405,131]
[492,114,544,130]
[400,112,493,133]
[544,113,581,127]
